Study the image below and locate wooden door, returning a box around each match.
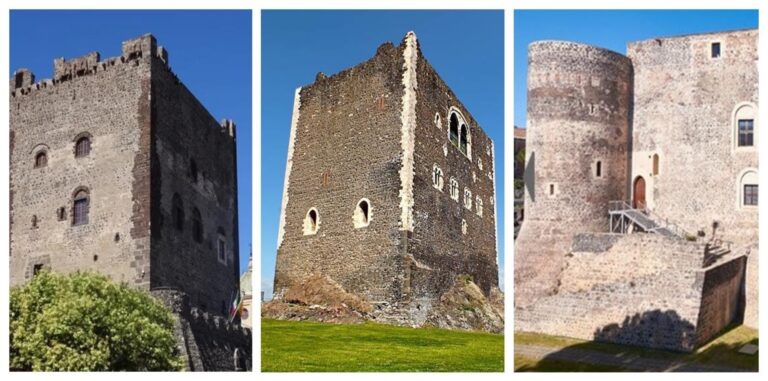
[633,176,646,209]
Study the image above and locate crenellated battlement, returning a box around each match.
[10,33,169,98]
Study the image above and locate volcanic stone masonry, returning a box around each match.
[9,33,249,370]
[274,31,500,326]
[516,28,758,351]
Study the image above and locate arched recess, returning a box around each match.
[353,198,372,228]
[732,102,758,150]
[304,208,320,235]
[737,168,758,209]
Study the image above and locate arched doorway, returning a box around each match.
[633,176,646,209]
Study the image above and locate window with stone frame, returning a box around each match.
[72,190,89,226]
[192,208,203,243]
[172,193,184,231]
[432,165,444,190]
[449,178,459,201]
[304,208,319,235]
[464,188,473,210]
[75,137,91,158]
[353,199,371,228]
[34,151,47,168]
[739,119,754,147]
[744,184,758,206]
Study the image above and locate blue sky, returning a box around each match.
[514,9,759,127]
[262,10,505,296]
[10,10,253,275]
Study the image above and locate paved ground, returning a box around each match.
[516,344,750,372]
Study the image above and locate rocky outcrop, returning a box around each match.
[425,275,504,333]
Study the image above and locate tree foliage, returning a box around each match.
[10,271,184,371]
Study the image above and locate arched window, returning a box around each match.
[192,208,203,243]
[449,113,459,146]
[172,193,184,231]
[190,159,199,182]
[461,219,468,235]
[432,165,444,190]
[434,113,442,129]
[476,196,483,217]
[34,151,47,168]
[464,188,473,210]
[72,188,89,226]
[449,178,459,201]
[652,154,660,176]
[739,169,758,208]
[75,136,91,157]
[733,102,757,148]
[353,199,371,228]
[459,124,468,155]
[304,208,319,235]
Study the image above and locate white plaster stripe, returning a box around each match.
[491,139,499,269]
[277,87,301,249]
[399,31,418,232]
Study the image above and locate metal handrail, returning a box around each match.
[607,200,690,239]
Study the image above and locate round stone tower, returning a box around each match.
[515,41,633,307]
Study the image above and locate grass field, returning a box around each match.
[261,319,504,372]
[515,325,758,372]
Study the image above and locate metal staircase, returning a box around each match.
[608,201,687,239]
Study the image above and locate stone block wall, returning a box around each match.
[274,38,407,303]
[516,233,747,352]
[9,36,154,288]
[152,289,251,371]
[628,29,758,244]
[515,41,632,307]
[274,32,500,323]
[10,34,240,314]
[149,48,240,313]
[409,39,498,299]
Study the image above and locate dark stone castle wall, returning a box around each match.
[149,53,240,313]
[152,289,251,371]
[274,42,407,303]
[409,52,499,300]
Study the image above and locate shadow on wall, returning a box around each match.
[515,312,759,372]
[594,309,696,352]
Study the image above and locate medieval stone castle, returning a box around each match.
[9,34,249,370]
[516,28,758,351]
[274,32,500,325]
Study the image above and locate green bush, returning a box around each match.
[10,271,184,371]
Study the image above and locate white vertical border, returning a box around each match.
[398,31,418,232]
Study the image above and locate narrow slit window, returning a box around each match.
[549,184,555,195]
[596,161,602,177]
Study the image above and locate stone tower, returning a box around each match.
[515,41,632,306]
[274,32,499,322]
[9,34,240,313]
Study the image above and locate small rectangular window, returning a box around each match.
[738,119,754,147]
[33,264,44,276]
[711,42,721,58]
[549,184,555,195]
[744,184,758,206]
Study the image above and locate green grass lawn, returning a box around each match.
[515,325,758,372]
[262,319,504,372]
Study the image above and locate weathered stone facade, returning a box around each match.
[274,32,499,326]
[516,29,758,350]
[9,34,247,367]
